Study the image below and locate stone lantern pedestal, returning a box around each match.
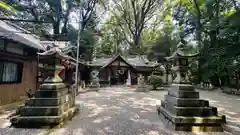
[10,48,78,128]
[157,42,226,132]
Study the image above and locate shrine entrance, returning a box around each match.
[95,54,137,86]
[111,67,128,85]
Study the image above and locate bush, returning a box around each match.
[148,75,163,90]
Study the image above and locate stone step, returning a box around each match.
[34,88,69,98]
[19,102,71,116]
[11,107,78,127]
[164,95,209,107]
[25,94,72,106]
[40,83,66,90]
[158,106,225,124]
[174,125,224,132]
[165,103,217,116]
[168,89,199,98]
[169,84,195,91]
[157,106,225,132]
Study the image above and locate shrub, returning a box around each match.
[148,75,163,90]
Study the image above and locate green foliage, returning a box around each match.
[3,0,100,35]
[109,0,167,54]
[147,75,163,90]
[94,15,125,57]
[0,1,15,12]
[146,24,178,60]
[162,0,240,87]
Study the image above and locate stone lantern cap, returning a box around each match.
[37,46,81,67]
[165,42,199,61]
[38,47,71,60]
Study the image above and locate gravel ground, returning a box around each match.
[0,87,238,135]
[50,87,229,135]
[0,128,47,135]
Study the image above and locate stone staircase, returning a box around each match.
[157,83,226,132]
[10,80,78,128]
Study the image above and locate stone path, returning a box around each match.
[198,90,240,126]
[50,87,228,135]
[0,110,48,135]
[0,87,239,135]
[198,89,240,134]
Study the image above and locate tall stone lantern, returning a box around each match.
[157,41,226,132]
[167,42,193,84]
[10,47,78,128]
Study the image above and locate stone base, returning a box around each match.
[136,86,148,92]
[10,106,79,128]
[157,105,225,132]
[19,101,73,116]
[25,94,72,106]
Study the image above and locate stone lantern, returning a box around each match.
[165,42,195,84]
[157,41,226,132]
[10,47,78,128]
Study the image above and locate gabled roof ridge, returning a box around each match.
[100,54,136,70]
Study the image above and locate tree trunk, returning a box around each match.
[211,75,220,87]
[193,0,202,44]
[53,0,61,36]
[53,21,60,35]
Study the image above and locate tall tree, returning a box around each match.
[94,15,125,57]
[2,0,101,37]
[111,0,164,54]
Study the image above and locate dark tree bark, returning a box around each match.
[193,0,202,45]
[193,0,203,83]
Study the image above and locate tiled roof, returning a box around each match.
[126,55,157,67]
[90,54,158,68]
[90,57,112,66]
[0,20,44,50]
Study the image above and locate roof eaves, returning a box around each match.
[0,21,44,50]
[100,54,136,70]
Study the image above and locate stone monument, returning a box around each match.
[89,70,100,91]
[10,47,78,128]
[136,74,148,92]
[157,41,226,132]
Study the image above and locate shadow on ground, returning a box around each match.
[50,87,228,135]
[198,90,240,126]
[51,87,170,135]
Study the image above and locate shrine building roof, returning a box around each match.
[90,54,158,69]
[0,20,44,50]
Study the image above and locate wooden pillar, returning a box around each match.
[118,59,120,84]
[108,67,111,87]
[126,69,131,86]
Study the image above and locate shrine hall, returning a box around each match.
[89,54,158,86]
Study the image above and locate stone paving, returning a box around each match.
[0,111,48,135]
[0,87,239,135]
[50,87,229,135]
[198,90,240,128]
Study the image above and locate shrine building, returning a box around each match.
[89,54,159,86]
